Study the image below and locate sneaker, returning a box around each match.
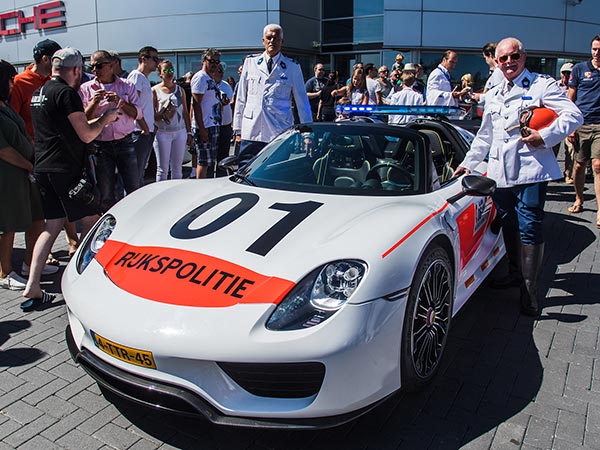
[0,271,28,291]
[21,262,59,276]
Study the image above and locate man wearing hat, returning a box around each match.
[10,39,61,139]
[558,62,574,183]
[401,63,425,99]
[21,48,119,312]
[9,38,72,276]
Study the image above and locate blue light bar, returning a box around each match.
[335,105,462,116]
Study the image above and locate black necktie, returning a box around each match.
[267,58,273,73]
[507,80,514,89]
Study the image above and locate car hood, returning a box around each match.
[92,178,442,308]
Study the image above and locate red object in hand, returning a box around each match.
[519,107,558,131]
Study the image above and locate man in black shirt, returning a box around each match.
[305,63,327,120]
[21,47,118,312]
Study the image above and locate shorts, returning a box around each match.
[35,172,98,222]
[574,123,600,162]
[194,126,220,167]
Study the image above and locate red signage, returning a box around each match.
[0,1,66,37]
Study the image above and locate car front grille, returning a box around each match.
[217,362,325,398]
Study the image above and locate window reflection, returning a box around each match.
[324,17,383,44]
[323,0,383,19]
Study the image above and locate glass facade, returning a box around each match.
[323,0,383,46]
[320,0,592,89]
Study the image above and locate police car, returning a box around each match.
[64,106,504,429]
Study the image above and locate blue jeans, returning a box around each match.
[93,134,140,212]
[133,131,155,185]
[492,182,547,245]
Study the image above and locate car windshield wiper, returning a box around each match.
[233,172,256,186]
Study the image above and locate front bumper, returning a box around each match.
[63,258,408,426]
[66,324,391,429]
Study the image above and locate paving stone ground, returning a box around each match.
[1,172,599,449]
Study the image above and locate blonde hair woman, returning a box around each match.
[336,68,369,105]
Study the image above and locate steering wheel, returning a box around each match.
[366,161,414,186]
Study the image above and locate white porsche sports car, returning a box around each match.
[65,106,504,429]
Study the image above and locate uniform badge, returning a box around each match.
[522,78,530,88]
[280,74,288,80]
[585,72,592,78]
[281,61,287,69]
[257,57,264,65]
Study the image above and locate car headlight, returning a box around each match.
[76,214,116,274]
[266,260,367,331]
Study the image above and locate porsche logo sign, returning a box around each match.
[0,1,66,37]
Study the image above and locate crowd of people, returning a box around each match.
[0,24,598,316]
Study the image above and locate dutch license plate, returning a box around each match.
[90,330,156,369]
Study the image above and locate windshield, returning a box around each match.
[451,124,475,147]
[238,123,428,196]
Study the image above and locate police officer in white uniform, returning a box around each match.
[455,37,583,316]
[233,23,311,165]
[426,50,469,107]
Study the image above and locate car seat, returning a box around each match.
[313,135,370,186]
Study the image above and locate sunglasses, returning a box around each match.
[90,62,109,70]
[144,55,161,63]
[497,52,522,63]
[379,69,389,73]
[206,58,221,65]
[162,67,175,74]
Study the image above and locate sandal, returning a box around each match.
[46,254,60,266]
[567,203,584,214]
[20,291,56,312]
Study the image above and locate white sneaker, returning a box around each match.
[21,262,59,276]
[0,271,28,291]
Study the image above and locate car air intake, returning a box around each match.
[217,362,325,398]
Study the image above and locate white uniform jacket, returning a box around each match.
[461,69,583,188]
[426,65,457,107]
[233,51,312,143]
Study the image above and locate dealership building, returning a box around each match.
[1,0,599,88]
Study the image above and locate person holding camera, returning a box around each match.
[21,48,119,312]
[80,50,141,211]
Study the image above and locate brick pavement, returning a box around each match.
[1,177,599,450]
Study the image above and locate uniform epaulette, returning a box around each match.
[285,56,300,65]
[538,74,552,79]
[246,53,260,58]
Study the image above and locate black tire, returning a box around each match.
[401,245,454,390]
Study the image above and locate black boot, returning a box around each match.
[520,243,544,316]
[489,227,521,289]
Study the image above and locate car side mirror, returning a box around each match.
[446,175,496,203]
[218,155,239,176]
